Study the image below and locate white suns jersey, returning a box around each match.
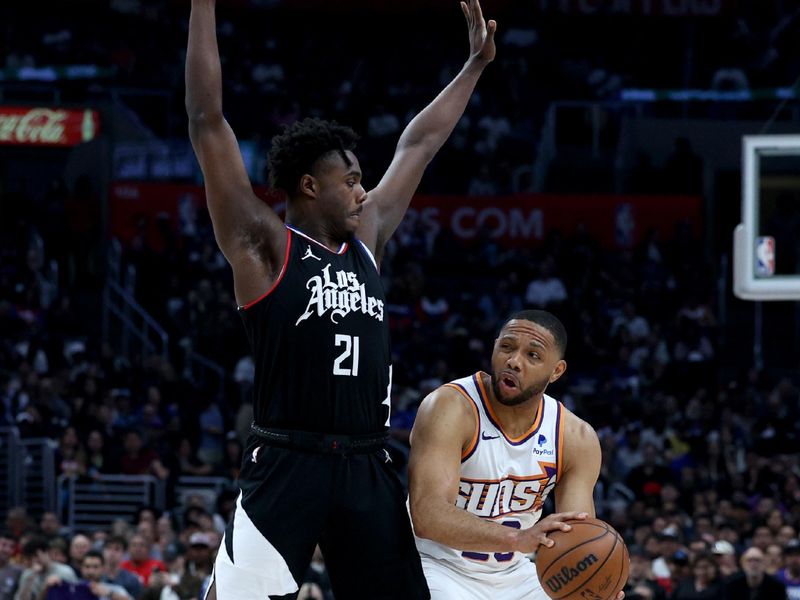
[415,372,565,575]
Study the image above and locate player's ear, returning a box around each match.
[549,359,566,383]
[299,174,317,198]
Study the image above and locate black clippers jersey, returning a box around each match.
[238,226,391,435]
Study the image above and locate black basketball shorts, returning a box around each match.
[209,434,430,599]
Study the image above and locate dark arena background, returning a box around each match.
[1,1,800,599]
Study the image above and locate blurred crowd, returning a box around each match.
[4,1,800,193]
[2,170,800,597]
[2,0,800,599]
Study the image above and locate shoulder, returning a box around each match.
[55,563,78,580]
[418,383,476,421]
[559,405,601,458]
[561,406,599,444]
[410,383,478,445]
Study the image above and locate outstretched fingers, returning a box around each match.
[470,0,485,26]
[460,1,471,25]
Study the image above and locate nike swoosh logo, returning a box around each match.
[481,432,500,440]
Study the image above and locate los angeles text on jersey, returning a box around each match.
[296,263,385,325]
[457,474,557,518]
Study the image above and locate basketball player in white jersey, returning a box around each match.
[408,310,624,599]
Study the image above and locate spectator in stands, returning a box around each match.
[67,535,91,575]
[176,438,213,478]
[751,525,775,553]
[301,545,333,600]
[777,526,798,548]
[101,537,142,600]
[0,529,22,600]
[172,532,214,600]
[5,508,32,551]
[196,398,224,466]
[712,539,740,578]
[44,550,131,600]
[47,539,69,567]
[776,538,800,598]
[625,442,674,503]
[154,515,180,567]
[766,542,785,576]
[85,430,113,479]
[610,302,651,343]
[623,545,666,600]
[119,534,166,586]
[14,536,77,600]
[118,430,169,480]
[724,546,788,599]
[220,434,243,481]
[38,514,67,544]
[670,551,724,599]
[524,256,567,309]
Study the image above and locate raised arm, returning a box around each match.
[357,0,497,261]
[408,388,585,555]
[186,0,285,305]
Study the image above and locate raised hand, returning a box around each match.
[461,0,497,64]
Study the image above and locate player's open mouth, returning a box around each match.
[500,373,518,390]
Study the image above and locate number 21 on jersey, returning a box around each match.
[333,334,359,376]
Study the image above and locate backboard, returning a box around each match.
[733,134,800,301]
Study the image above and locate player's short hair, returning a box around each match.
[267,117,359,196]
[498,310,568,358]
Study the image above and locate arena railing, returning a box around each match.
[0,427,57,520]
[58,474,166,532]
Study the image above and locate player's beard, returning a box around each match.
[491,372,549,407]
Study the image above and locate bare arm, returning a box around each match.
[554,410,601,515]
[554,416,625,599]
[357,0,496,262]
[186,0,285,305]
[408,388,585,554]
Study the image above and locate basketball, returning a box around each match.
[535,517,629,600]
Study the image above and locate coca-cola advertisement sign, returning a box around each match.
[0,106,100,147]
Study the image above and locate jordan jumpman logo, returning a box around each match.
[302,246,321,261]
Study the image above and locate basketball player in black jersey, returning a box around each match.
[185,0,496,598]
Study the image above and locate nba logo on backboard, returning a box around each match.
[755,236,775,277]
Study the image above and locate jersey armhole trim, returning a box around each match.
[444,383,480,462]
[239,229,293,311]
[555,401,565,482]
[357,239,379,271]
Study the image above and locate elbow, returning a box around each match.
[186,108,220,127]
[408,497,434,540]
[398,136,437,160]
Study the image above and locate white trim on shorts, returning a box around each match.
[210,492,298,598]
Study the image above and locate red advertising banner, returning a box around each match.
[0,106,100,147]
[404,194,701,249]
[110,182,701,251]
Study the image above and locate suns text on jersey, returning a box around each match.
[296,263,385,325]
[456,476,556,518]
